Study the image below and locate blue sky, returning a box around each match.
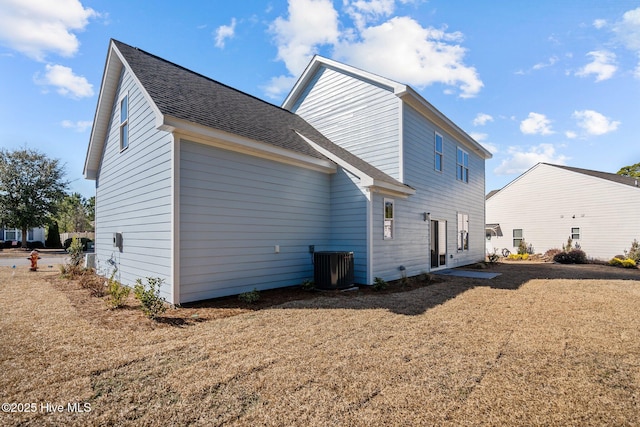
[1,0,639,198]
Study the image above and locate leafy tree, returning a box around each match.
[0,148,68,247]
[617,162,640,178]
[56,192,93,233]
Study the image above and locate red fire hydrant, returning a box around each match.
[29,250,40,271]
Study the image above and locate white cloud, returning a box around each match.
[532,55,559,70]
[0,0,97,61]
[344,0,396,30]
[575,50,617,82]
[61,119,92,132]
[473,113,493,126]
[572,109,620,136]
[214,18,237,49]
[613,7,640,78]
[334,16,483,98]
[35,64,94,98]
[469,132,487,142]
[494,144,568,175]
[593,19,607,29]
[270,0,340,76]
[267,0,483,99]
[520,112,554,135]
[565,130,577,139]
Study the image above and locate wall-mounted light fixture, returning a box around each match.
[423,212,430,221]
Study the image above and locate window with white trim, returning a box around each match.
[513,229,523,248]
[384,198,394,240]
[119,94,129,151]
[456,147,469,183]
[457,212,469,251]
[571,227,580,240]
[435,132,443,172]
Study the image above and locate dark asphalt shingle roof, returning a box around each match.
[113,40,409,190]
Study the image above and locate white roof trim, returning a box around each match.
[282,55,407,110]
[169,117,337,174]
[83,40,165,180]
[295,131,415,198]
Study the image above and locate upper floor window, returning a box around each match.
[384,198,394,240]
[456,147,469,183]
[120,94,129,151]
[435,132,443,172]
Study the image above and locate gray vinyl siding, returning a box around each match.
[179,140,331,302]
[372,104,486,281]
[94,68,174,299]
[486,163,640,260]
[291,66,402,180]
[328,168,368,283]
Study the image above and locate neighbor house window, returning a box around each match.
[571,227,580,240]
[457,212,469,251]
[456,147,469,182]
[384,198,394,240]
[513,229,523,248]
[5,230,17,241]
[435,132,443,172]
[120,94,129,151]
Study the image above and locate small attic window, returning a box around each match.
[120,94,129,151]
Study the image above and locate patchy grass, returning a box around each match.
[1,263,639,426]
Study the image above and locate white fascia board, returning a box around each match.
[296,132,414,198]
[165,116,337,174]
[282,55,407,110]
[84,41,166,180]
[398,87,493,160]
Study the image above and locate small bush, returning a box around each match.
[609,257,637,268]
[517,239,529,255]
[106,273,130,309]
[63,237,93,251]
[625,239,640,263]
[544,248,562,260]
[507,253,529,261]
[134,277,167,319]
[554,249,587,264]
[373,277,387,291]
[487,251,500,264]
[67,237,84,267]
[300,279,315,291]
[238,288,261,304]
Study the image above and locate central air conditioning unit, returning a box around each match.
[313,251,354,290]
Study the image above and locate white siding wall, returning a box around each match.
[179,140,331,302]
[487,163,640,260]
[291,67,402,180]
[328,168,368,283]
[94,68,174,299]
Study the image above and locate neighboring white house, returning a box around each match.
[84,39,491,304]
[0,228,46,246]
[486,162,640,260]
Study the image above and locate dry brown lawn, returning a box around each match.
[1,262,639,426]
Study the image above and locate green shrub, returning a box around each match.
[554,249,587,264]
[487,250,500,264]
[517,239,528,255]
[238,288,261,304]
[373,277,387,291]
[133,277,167,319]
[625,239,640,263]
[106,272,130,309]
[68,237,84,267]
[300,279,315,291]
